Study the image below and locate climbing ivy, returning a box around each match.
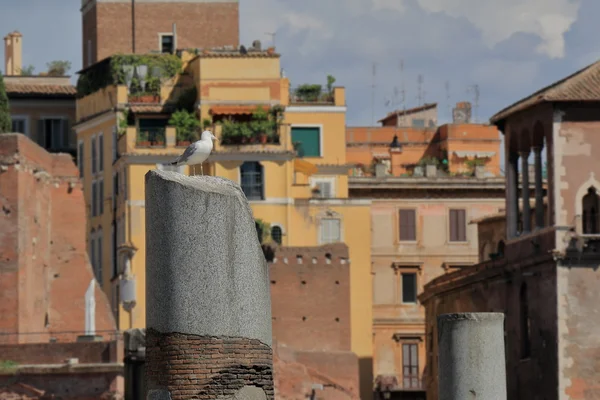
[76,54,183,98]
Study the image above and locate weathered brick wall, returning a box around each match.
[0,134,116,344]
[270,244,351,352]
[146,329,273,400]
[0,341,120,364]
[421,254,558,400]
[84,1,240,64]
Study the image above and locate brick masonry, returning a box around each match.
[0,133,116,344]
[82,1,240,68]
[146,329,274,400]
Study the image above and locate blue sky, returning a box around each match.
[1,0,596,126]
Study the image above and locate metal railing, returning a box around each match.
[136,127,166,147]
[289,87,335,104]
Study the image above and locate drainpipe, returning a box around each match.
[131,0,136,53]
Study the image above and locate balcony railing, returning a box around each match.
[289,86,335,105]
[137,127,166,147]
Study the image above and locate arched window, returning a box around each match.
[520,283,531,359]
[240,162,264,200]
[271,225,283,245]
[582,187,600,234]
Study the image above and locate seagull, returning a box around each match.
[167,130,218,175]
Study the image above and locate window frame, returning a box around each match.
[39,116,69,151]
[158,33,175,54]
[392,263,423,305]
[10,115,29,136]
[309,176,336,198]
[319,217,342,245]
[270,224,284,245]
[91,135,97,175]
[239,161,265,201]
[290,124,324,158]
[98,132,104,172]
[401,341,420,389]
[91,180,98,218]
[448,208,467,243]
[77,140,84,178]
[98,178,104,216]
[398,208,417,242]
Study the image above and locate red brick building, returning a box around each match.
[81,0,240,68]
[0,133,122,399]
[420,60,600,399]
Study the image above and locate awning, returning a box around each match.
[209,105,270,115]
[294,159,318,176]
[453,151,496,158]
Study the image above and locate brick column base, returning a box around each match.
[146,329,274,400]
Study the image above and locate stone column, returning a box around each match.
[520,151,531,233]
[533,146,544,229]
[145,170,273,400]
[507,151,519,239]
[437,313,507,400]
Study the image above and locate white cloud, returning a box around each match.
[414,0,580,58]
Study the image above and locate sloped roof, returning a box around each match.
[5,83,76,97]
[490,59,600,124]
[378,103,437,123]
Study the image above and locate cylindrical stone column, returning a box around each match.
[437,313,506,400]
[533,146,545,229]
[145,170,273,400]
[507,152,519,239]
[520,151,531,233]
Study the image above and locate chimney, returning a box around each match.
[452,101,472,124]
[4,31,22,76]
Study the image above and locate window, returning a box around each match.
[161,34,174,54]
[271,225,283,245]
[91,136,97,175]
[77,141,84,178]
[96,229,103,286]
[402,343,419,389]
[11,117,26,134]
[240,162,264,200]
[311,177,335,198]
[112,126,118,162]
[40,118,69,151]
[320,218,341,244]
[87,39,92,67]
[98,179,104,215]
[412,118,425,128]
[399,209,416,241]
[91,181,98,217]
[291,126,321,157]
[111,223,117,278]
[402,273,417,303]
[520,283,531,359]
[449,209,467,242]
[90,230,96,272]
[98,133,104,172]
[582,187,600,234]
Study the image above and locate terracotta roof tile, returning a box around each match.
[491,59,600,123]
[5,83,76,97]
[378,103,437,123]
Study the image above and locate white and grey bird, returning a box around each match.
[167,130,218,175]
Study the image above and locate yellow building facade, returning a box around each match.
[74,48,373,395]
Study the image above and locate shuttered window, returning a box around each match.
[449,209,467,242]
[291,127,321,157]
[402,343,420,389]
[399,209,416,241]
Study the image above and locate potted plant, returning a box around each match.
[418,156,440,178]
[169,110,200,146]
[137,130,150,147]
[295,84,322,102]
[466,158,487,178]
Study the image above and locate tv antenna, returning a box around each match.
[445,81,451,122]
[467,84,480,123]
[417,74,425,106]
[265,32,276,48]
[371,62,377,125]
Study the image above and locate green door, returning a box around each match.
[291,127,321,157]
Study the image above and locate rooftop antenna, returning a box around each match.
[265,32,276,48]
[468,84,480,123]
[445,81,451,122]
[397,59,406,127]
[371,62,377,125]
[417,74,425,106]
